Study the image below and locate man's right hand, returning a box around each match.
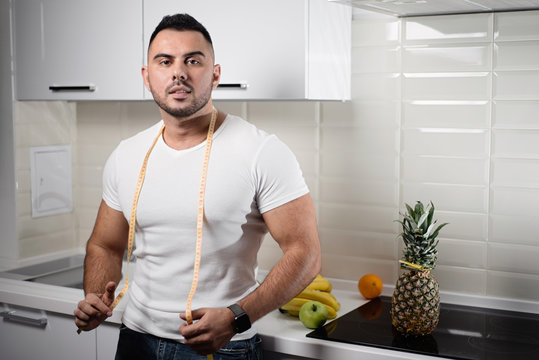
[74,281,117,332]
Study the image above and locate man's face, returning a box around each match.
[142,29,220,118]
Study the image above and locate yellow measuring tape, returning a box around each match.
[79,108,217,359]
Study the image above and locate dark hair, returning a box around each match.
[149,13,213,51]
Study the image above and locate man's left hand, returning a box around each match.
[179,307,236,355]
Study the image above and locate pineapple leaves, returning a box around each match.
[431,222,448,240]
[397,201,448,270]
[427,202,435,227]
[417,212,429,231]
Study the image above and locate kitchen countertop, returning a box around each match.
[1,266,538,360]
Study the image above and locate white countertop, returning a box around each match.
[1,266,538,360]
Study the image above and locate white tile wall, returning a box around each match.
[403,13,492,44]
[12,10,539,302]
[14,101,78,258]
[352,9,539,301]
[493,100,539,129]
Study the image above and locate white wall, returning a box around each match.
[12,10,539,302]
[0,0,18,267]
[342,9,539,300]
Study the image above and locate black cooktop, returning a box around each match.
[307,296,539,360]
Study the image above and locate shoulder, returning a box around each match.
[218,114,276,147]
[222,114,268,137]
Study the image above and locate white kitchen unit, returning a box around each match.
[96,322,121,359]
[13,0,144,100]
[143,0,351,100]
[0,303,96,360]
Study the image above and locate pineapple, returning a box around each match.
[391,201,448,336]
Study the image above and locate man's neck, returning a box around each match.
[161,108,223,150]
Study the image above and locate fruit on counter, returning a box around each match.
[279,274,340,321]
[391,201,448,336]
[358,273,383,299]
[299,300,328,329]
[280,297,337,319]
[305,274,332,292]
[296,288,340,311]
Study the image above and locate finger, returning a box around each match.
[85,294,112,316]
[74,306,90,322]
[187,308,207,321]
[102,281,117,306]
[179,319,202,339]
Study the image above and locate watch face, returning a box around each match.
[235,313,251,333]
[229,304,251,333]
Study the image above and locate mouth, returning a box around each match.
[168,85,192,99]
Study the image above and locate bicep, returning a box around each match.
[87,200,129,258]
[262,194,320,253]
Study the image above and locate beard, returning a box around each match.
[150,76,213,118]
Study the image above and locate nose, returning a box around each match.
[173,69,187,82]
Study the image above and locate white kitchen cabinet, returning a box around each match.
[13,0,144,100]
[143,0,351,100]
[96,321,120,359]
[0,302,96,360]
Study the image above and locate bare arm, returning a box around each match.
[238,193,321,322]
[74,200,129,331]
[83,200,128,293]
[180,194,321,354]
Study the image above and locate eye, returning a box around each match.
[159,59,171,66]
[186,58,201,65]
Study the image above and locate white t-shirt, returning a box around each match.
[102,114,309,341]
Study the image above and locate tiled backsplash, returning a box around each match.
[13,10,539,302]
[14,101,78,258]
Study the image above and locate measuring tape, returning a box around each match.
[78,108,217,359]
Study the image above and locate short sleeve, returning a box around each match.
[102,147,122,211]
[253,135,309,214]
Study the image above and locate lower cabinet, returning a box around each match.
[0,302,120,360]
[0,303,96,360]
[97,321,121,359]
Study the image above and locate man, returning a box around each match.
[74,13,321,359]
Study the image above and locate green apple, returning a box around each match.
[299,300,328,329]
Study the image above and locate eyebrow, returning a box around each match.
[152,51,206,61]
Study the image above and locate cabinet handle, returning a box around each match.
[217,83,248,89]
[49,85,96,92]
[1,310,48,328]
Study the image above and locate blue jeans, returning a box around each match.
[115,324,262,360]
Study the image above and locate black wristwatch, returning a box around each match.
[227,303,251,333]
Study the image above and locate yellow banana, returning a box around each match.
[296,288,341,311]
[280,297,337,319]
[306,275,332,292]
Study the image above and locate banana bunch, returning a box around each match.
[280,274,340,319]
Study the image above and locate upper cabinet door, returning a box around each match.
[144,0,351,101]
[13,0,144,100]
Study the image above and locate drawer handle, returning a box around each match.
[217,83,247,89]
[49,85,96,92]
[1,310,48,328]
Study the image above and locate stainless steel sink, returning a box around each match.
[0,255,84,289]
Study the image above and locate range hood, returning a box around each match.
[330,0,539,17]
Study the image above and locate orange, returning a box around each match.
[358,274,383,299]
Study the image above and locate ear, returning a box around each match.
[212,64,221,90]
[141,66,151,92]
